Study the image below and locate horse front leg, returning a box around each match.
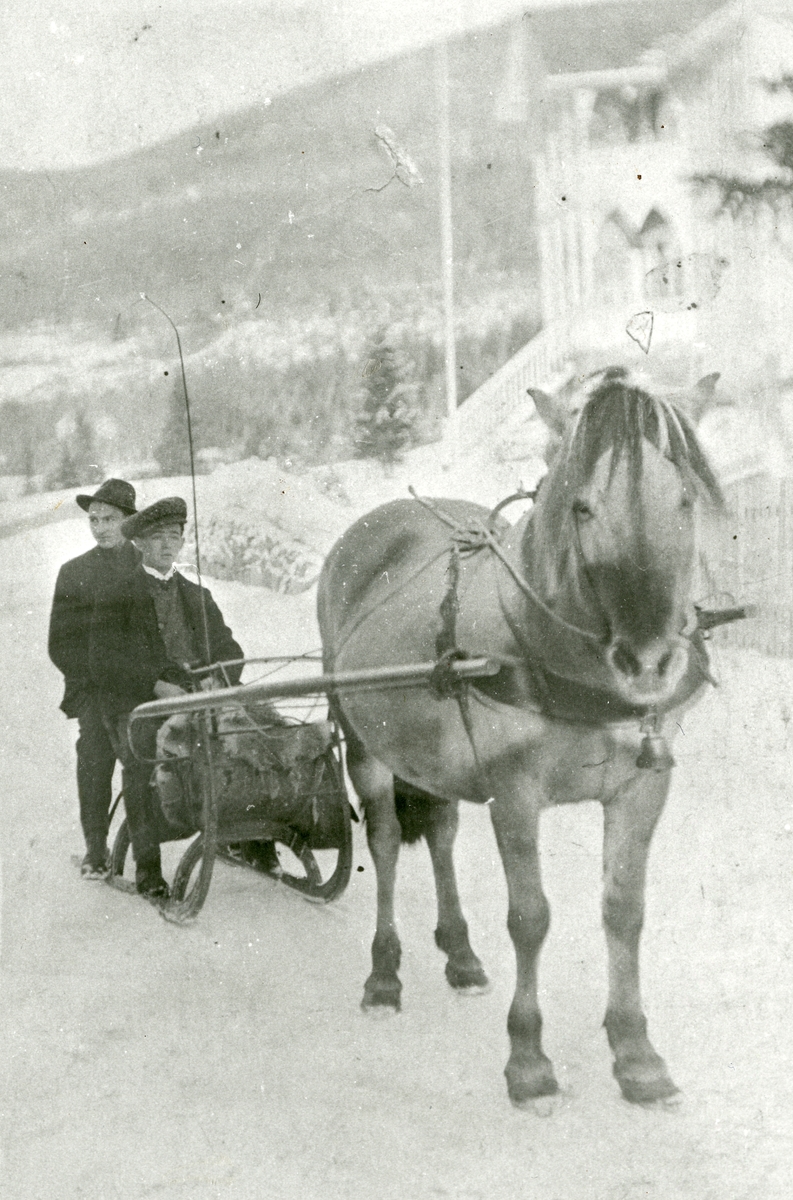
[423,800,489,992]
[602,771,678,1104]
[350,754,403,1011]
[490,786,557,1104]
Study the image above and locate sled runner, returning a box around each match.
[109,654,499,923]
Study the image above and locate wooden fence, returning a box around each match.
[707,474,793,658]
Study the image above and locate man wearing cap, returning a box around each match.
[89,497,243,899]
[48,479,141,880]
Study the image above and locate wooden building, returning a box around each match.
[459,0,793,460]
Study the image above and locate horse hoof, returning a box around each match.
[616,1072,680,1106]
[637,1091,684,1112]
[361,1003,400,1020]
[511,1093,562,1118]
[505,1062,559,1108]
[453,981,492,998]
[361,978,402,1013]
[445,961,490,992]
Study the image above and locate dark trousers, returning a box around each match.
[76,697,118,853]
[102,713,163,872]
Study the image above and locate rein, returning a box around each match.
[333,487,750,785]
[407,488,606,647]
[411,487,607,796]
[429,543,494,801]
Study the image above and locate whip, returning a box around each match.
[141,293,212,666]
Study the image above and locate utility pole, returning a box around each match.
[435,40,457,463]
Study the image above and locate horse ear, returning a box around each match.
[690,372,721,423]
[528,387,568,436]
[695,372,720,396]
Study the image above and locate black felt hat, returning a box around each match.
[121,496,188,540]
[75,479,137,515]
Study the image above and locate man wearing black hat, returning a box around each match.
[89,496,244,899]
[48,479,141,879]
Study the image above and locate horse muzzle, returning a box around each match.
[605,635,689,707]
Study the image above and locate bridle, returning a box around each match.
[409,487,606,648]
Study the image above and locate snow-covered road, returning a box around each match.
[2,519,792,1199]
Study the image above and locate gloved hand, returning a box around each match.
[154,679,187,699]
[199,673,223,692]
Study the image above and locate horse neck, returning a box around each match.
[449,510,596,682]
[502,504,607,641]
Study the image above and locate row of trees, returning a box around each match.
[156,330,415,473]
[1,330,432,490]
[0,402,103,491]
[2,312,537,488]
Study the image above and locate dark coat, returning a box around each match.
[89,565,244,715]
[48,540,141,717]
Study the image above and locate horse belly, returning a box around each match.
[338,687,496,801]
[337,682,646,807]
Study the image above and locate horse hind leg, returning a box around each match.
[405,789,488,992]
[602,773,679,1105]
[344,733,403,1012]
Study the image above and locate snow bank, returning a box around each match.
[181,459,349,593]
[0,421,550,594]
[188,510,323,594]
[173,433,550,593]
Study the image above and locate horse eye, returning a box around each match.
[572,499,593,519]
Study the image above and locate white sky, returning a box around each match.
[0,0,602,171]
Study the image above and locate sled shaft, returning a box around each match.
[129,657,500,723]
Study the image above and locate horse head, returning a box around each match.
[526,367,723,708]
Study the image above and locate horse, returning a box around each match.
[317,367,723,1106]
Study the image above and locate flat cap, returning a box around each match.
[76,478,137,515]
[121,496,188,540]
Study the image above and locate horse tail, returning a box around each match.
[393,777,451,845]
[335,705,451,845]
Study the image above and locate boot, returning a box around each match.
[135,856,170,900]
[81,841,111,881]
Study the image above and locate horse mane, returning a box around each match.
[563,367,723,505]
[528,367,724,597]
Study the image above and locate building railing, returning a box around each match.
[455,319,574,452]
[456,306,699,452]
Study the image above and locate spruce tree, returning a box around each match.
[22,438,37,495]
[71,409,102,484]
[695,81,793,217]
[47,409,101,488]
[52,442,80,488]
[354,330,415,466]
[155,377,193,476]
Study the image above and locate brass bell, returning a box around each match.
[636,732,675,772]
[636,710,675,771]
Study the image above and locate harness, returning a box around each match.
[408,486,606,647]
[334,488,752,794]
[407,488,748,783]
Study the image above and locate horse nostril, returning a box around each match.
[611,642,642,678]
[658,650,673,677]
